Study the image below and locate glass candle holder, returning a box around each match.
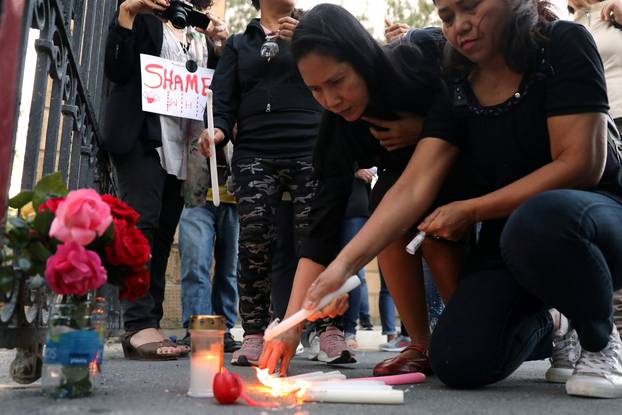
[187,315,225,398]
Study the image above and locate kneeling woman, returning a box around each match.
[259,4,473,376]
[296,0,622,399]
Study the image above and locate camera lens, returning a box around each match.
[170,8,189,29]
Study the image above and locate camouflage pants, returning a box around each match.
[233,157,317,335]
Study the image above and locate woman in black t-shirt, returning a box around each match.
[299,0,622,398]
[258,4,470,376]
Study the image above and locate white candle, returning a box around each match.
[264,276,361,341]
[206,90,220,207]
[301,388,404,404]
[405,231,426,255]
[188,348,221,398]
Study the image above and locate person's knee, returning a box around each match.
[429,326,498,389]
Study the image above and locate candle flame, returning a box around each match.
[255,368,307,401]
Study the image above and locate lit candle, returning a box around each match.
[187,315,225,398]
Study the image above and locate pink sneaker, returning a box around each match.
[231,334,263,366]
[318,326,357,364]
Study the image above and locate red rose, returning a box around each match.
[104,219,150,268]
[101,195,140,226]
[120,267,149,301]
[38,197,65,214]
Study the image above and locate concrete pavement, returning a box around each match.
[1,329,620,415]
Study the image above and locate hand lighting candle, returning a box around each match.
[187,315,225,398]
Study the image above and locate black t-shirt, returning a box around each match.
[422,20,620,269]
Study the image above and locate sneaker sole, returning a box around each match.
[318,350,357,364]
[379,346,408,352]
[230,354,259,366]
[566,375,622,398]
[545,367,574,383]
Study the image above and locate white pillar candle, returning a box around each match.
[205,89,220,207]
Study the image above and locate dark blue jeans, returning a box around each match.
[430,190,622,388]
[179,204,239,330]
[340,217,367,336]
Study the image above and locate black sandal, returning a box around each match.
[121,330,181,361]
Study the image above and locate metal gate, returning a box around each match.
[0,0,119,383]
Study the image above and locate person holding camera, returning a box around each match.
[102,0,227,361]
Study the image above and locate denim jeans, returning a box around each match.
[378,268,397,336]
[423,260,444,331]
[340,217,367,336]
[179,203,239,330]
[430,189,622,388]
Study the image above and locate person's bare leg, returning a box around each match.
[378,235,429,348]
[421,239,467,303]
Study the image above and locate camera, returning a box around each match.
[155,0,210,30]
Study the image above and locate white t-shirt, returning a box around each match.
[573,0,622,119]
[157,23,208,179]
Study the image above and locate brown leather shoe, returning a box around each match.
[373,344,433,376]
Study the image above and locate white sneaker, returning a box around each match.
[295,342,304,355]
[613,290,622,339]
[345,333,358,351]
[566,326,622,398]
[545,329,581,383]
[308,331,319,361]
[379,335,411,352]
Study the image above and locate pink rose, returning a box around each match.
[49,189,112,245]
[45,241,108,296]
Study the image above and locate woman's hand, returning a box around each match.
[198,127,225,158]
[303,260,351,312]
[198,12,229,55]
[277,16,299,41]
[354,168,376,184]
[602,0,622,26]
[418,199,478,241]
[258,328,301,376]
[384,18,410,43]
[307,294,350,321]
[362,113,424,152]
[118,0,170,29]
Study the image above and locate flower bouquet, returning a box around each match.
[0,173,150,397]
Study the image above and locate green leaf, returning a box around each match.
[8,191,34,209]
[29,241,52,262]
[32,172,68,210]
[0,273,15,293]
[33,209,54,236]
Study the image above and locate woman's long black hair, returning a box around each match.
[291,3,441,119]
[291,4,443,175]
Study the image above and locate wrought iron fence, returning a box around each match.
[0,0,120,383]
